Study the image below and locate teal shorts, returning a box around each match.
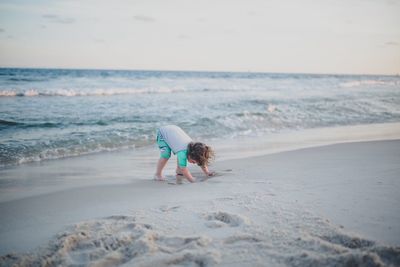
[156,130,188,167]
[157,130,171,159]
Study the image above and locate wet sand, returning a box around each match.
[1,139,399,266]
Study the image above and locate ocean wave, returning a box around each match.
[0,140,139,167]
[7,77,48,82]
[0,119,20,126]
[2,79,397,98]
[0,117,161,131]
[340,79,398,88]
[0,121,64,130]
[0,87,188,97]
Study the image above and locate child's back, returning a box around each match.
[158,125,192,154]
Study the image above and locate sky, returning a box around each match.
[0,0,399,75]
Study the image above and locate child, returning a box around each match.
[155,125,215,183]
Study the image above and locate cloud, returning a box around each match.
[42,14,75,24]
[385,41,399,46]
[133,15,155,23]
[0,28,4,33]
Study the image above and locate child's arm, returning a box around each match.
[180,167,196,183]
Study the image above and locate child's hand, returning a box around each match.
[178,167,196,183]
[207,171,216,177]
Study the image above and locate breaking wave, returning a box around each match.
[0,88,188,97]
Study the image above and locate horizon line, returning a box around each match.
[0,65,398,77]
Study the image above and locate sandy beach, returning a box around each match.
[1,125,400,266]
[2,0,400,265]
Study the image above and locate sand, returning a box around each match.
[1,126,400,266]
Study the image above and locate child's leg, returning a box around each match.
[155,157,169,180]
[155,130,171,181]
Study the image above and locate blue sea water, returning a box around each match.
[0,68,399,167]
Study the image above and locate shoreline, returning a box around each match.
[2,121,399,168]
[1,122,399,204]
[1,139,399,266]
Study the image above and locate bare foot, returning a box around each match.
[153,174,166,181]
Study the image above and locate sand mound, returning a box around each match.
[1,192,399,267]
[0,216,220,267]
[284,232,400,267]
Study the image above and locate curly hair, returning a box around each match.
[187,142,215,167]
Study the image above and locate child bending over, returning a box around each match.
[155,125,215,183]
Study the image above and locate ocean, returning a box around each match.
[1,68,400,167]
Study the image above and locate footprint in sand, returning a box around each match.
[159,205,180,212]
[317,233,375,249]
[203,211,250,228]
[223,234,262,245]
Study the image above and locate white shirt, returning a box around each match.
[158,125,192,153]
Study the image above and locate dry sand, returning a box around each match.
[1,138,400,266]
